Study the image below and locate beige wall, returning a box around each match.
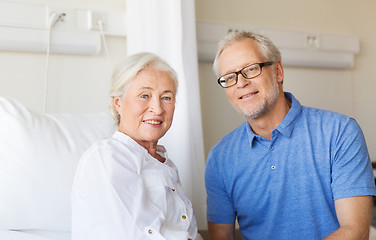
[196,0,376,162]
[0,0,126,114]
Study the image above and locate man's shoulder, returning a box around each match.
[301,105,352,123]
[298,106,362,136]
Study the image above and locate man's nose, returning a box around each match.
[236,73,250,88]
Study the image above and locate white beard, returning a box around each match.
[237,74,280,120]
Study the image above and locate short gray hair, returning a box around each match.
[213,31,282,77]
[109,52,178,125]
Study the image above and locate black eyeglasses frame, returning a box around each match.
[217,61,275,88]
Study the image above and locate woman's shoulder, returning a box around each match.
[79,134,145,174]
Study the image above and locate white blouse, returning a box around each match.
[71,131,198,240]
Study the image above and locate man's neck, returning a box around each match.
[247,95,291,140]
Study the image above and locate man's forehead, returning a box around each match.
[219,40,264,74]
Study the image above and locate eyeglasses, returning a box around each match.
[217,61,274,88]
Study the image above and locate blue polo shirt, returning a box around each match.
[205,92,376,240]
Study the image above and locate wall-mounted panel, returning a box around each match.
[197,20,360,69]
[0,0,126,55]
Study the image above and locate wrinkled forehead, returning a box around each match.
[219,39,266,75]
[129,68,177,93]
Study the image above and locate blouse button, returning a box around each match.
[182,215,187,219]
[171,188,175,191]
[148,229,152,234]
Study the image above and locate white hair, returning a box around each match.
[213,31,282,78]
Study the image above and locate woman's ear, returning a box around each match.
[113,97,121,108]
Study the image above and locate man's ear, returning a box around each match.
[275,61,284,83]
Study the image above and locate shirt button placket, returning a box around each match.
[269,143,276,171]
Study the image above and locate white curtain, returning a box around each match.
[126,0,207,229]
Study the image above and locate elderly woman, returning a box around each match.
[71,52,198,240]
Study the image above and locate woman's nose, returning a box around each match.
[149,98,163,115]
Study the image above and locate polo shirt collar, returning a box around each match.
[276,92,302,138]
[246,92,302,146]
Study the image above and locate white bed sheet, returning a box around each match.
[0,230,70,240]
[1,227,375,239]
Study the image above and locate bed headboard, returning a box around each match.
[0,97,115,231]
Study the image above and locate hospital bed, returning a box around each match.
[0,96,115,240]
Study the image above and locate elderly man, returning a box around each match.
[205,31,376,240]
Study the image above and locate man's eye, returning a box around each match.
[224,74,236,82]
[245,66,256,72]
[227,75,235,81]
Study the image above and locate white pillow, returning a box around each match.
[0,97,115,231]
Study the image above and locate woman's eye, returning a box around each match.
[162,96,172,101]
[140,94,149,99]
